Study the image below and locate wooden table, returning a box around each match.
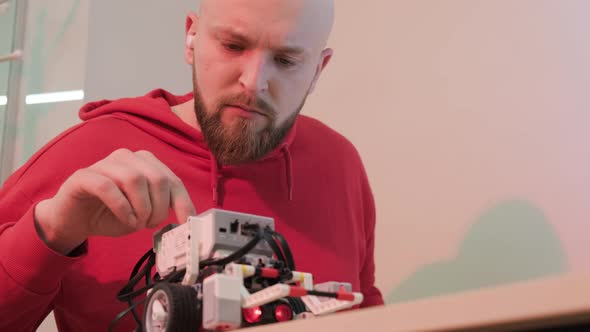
[248,273,590,331]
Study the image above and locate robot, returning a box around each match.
[114,208,363,332]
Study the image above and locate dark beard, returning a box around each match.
[192,71,305,165]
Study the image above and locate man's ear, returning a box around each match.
[185,12,199,65]
[308,48,334,94]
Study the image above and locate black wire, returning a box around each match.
[116,249,155,326]
[145,261,152,287]
[199,229,263,268]
[271,230,296,270]
[129,249,153,281]
[117,254,155,302]
[119,284,154,303]
[132,262,153,325]
[128,299,142,327]
[306,290,342,299]
[261,230,287,265]
[119,268,184,305]
[112,250,155,331]
[165,269,186,283]
[111,268,186,331]
[108,297,147,332]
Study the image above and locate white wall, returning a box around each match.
[84,0,193,101]
[303,0,590,301]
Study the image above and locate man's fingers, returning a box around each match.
[135,150,196,225]
[69,169,138,229]
[132,151,173,228]
[88,160,152,229]
[92,148,196,229]
[169,179,196,224]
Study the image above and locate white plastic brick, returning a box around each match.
[243,284,290,308]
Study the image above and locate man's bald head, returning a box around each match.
[197,0,334,57]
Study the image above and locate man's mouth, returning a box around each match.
[227,104,267,117]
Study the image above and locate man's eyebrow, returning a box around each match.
[211,26,250,43]
[211,25,308,56]
[275,45,306,55]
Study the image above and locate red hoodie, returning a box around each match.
[0,89,383,331]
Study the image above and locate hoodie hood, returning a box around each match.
[79,88,298,205]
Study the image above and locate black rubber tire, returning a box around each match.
[143,283,201,332]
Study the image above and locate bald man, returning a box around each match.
[0,0,384,331]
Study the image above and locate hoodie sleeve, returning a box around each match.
[0,121,98,331]
[0,184,86,331]
[358,165,385,308]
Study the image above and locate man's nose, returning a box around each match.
[239,53,271,95]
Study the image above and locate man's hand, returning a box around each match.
[34,149,196,255]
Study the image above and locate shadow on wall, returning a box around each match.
[387,200,567,304]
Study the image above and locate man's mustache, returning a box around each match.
[219,94,277,119]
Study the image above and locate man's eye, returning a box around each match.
[224,43,244,52]
[276,57,295,67]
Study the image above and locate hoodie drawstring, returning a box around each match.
[209,147,294,205]
[210,153,221,206]
[281,146,294,201]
